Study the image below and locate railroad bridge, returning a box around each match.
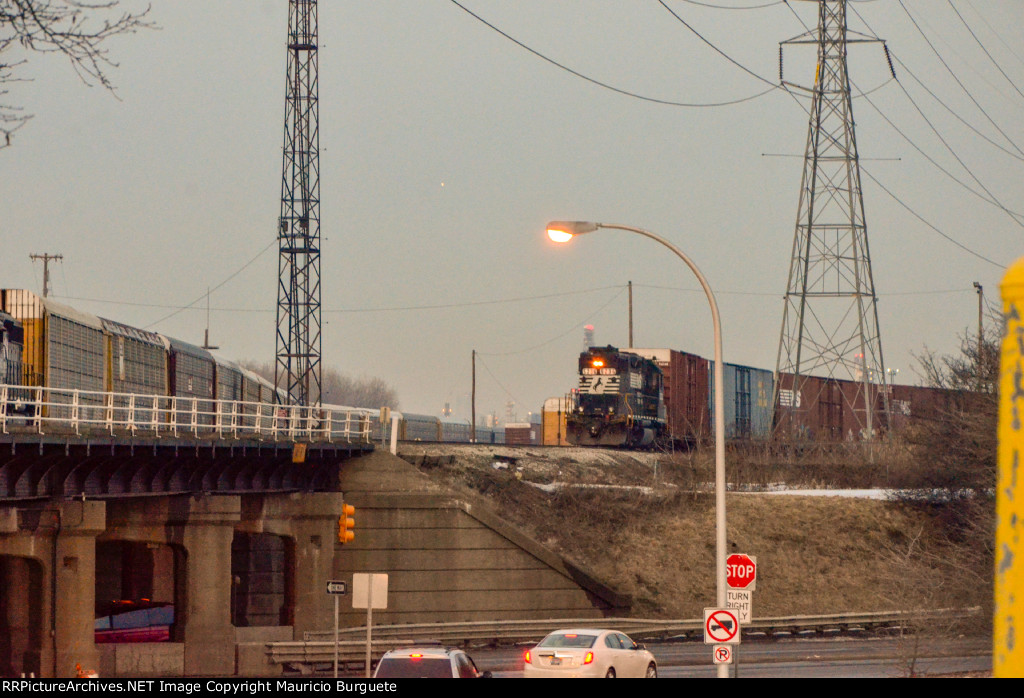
[0,397,373,678]
[0,399,622,678]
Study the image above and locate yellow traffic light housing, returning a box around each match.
[338,504,355,544]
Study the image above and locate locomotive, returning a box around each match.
[566,345,667,448]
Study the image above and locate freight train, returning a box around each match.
[561,344,953,449]
[366,411,508,445]
[0,289,293,432]
[0,289,523,444]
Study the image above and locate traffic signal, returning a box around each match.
[338,503,355,544]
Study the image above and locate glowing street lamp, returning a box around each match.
[547,220,729,677]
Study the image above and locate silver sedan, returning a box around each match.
[523,628,658,678]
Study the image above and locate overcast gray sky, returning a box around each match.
[2,1,1021,422]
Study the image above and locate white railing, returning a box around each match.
[0,384,373,444]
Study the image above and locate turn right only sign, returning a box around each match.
[726,553,757,591]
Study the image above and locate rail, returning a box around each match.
[272,608,980,668]
[0,384,374,444]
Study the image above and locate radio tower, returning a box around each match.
[774,0,889,439]
[275,0,322,406]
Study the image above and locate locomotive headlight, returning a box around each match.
[592,360,604,368]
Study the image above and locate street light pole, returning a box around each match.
[547,221,729,677]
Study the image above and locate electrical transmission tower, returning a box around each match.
[774,0,889,440]
[275,0,322,406]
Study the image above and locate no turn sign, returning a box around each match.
[704,608,741,645]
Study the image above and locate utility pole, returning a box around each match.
[774,0,889,441]
[628,280,634,348]
[202,288,219,351]
[974,282,983,391]
[275,0,322,406]
[471,350,476,442]
[29,253,63,298]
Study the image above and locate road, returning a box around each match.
[471,635,991,678]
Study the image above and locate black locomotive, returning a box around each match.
[567,346,667,448]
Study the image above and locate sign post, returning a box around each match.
[353,573,388,678]
[326,580,347,677]
[725,553,756,678]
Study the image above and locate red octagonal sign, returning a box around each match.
[726,553,757,590]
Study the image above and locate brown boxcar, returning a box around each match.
[624,348,710,447]
[504,423,533,446]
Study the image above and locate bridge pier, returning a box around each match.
[0,491,346,678]
[0,500,105,678]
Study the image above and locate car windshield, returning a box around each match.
[375,657,453,678]
[538,633,598,649]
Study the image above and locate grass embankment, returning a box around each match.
[406,444,993,632]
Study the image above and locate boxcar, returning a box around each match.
[710,361,774,440]
[625,348,710,447]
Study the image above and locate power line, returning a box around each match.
[477,286,627,357]
[676,0,783,8]
[886,49,1024,163]
[964,0,1024,70]
[656,0,778,89]
[56,285,627,316]
[896,0,1024,159]
[142,238,277,330]
[946,0,1024,103]
[448,0,777,107]
[860,165,1004,268]
[853,73,1024,226]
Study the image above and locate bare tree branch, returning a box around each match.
[1,0,155,148]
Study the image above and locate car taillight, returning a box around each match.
[583,652,594,665]
[524,650,532,664]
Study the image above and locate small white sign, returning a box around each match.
[326,580,347,595]
[713,645,733,665]
[352,573,388,610]
[727,589,752,625]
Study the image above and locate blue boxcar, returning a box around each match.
[709,361,774,440]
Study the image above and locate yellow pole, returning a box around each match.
[996,257,1024,677]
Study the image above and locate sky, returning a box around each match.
[2,1,1021,423]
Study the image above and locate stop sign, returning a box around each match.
[726,553,757,590]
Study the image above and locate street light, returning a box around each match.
[547,220,729,677]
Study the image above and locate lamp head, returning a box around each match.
[546,220,599,242]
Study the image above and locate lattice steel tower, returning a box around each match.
[275,0,322,406]
[774,0,888,439]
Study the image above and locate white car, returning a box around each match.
[523,628,657,678]
[373,646,492,678]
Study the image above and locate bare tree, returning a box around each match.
[1,0,154,146]
[241,360,400,410]
[905,326,1000,495]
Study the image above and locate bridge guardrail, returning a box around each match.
[275,608,980,669]
[0,384,373,444]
